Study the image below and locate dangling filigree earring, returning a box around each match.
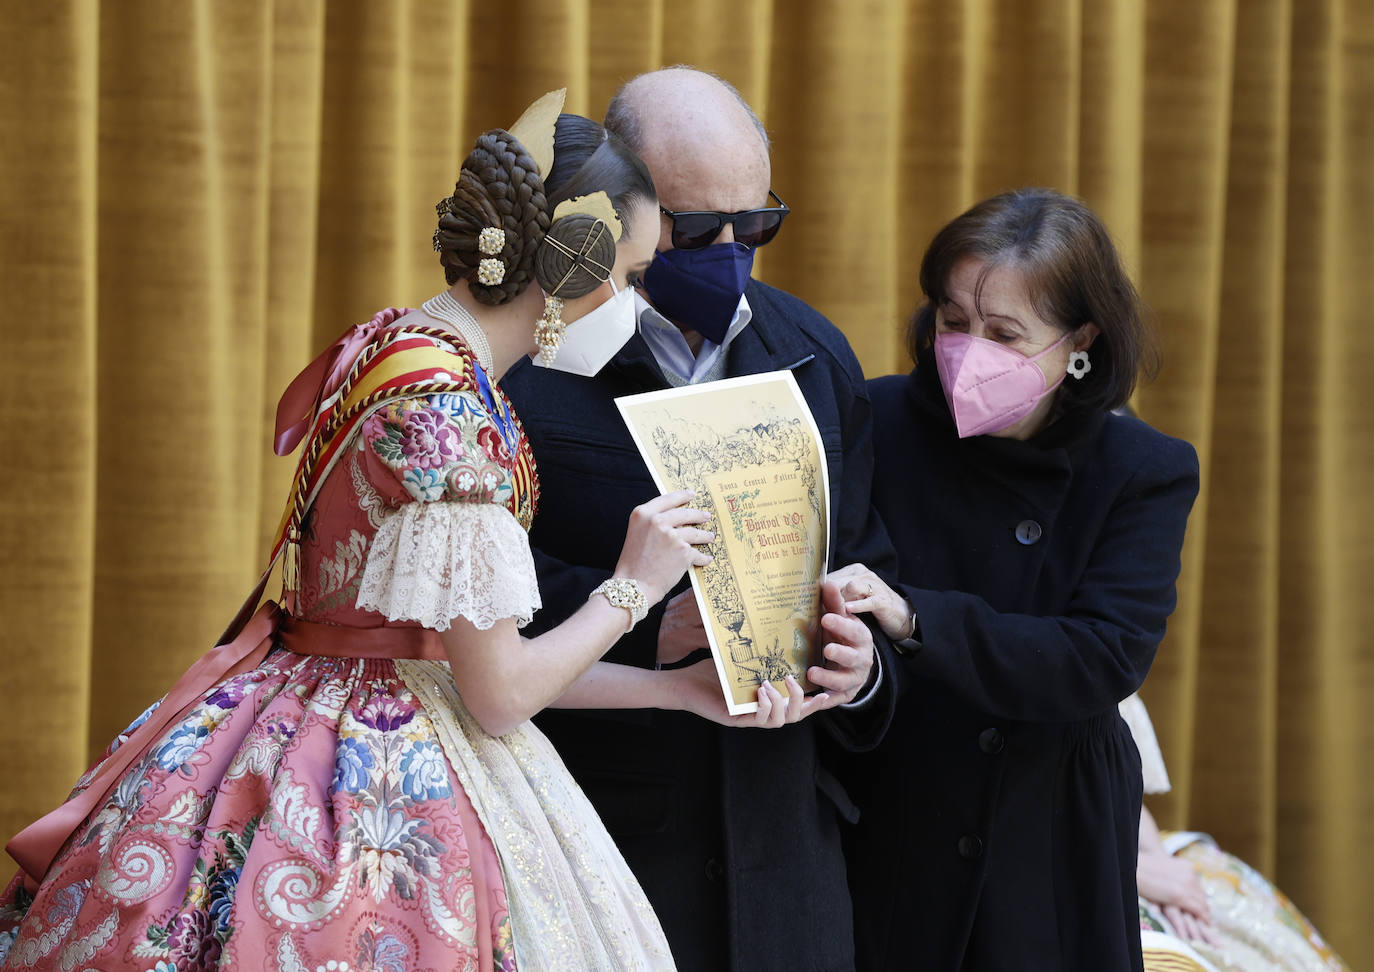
[534,294,565,365]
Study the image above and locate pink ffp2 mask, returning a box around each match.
[934,329,1071,438]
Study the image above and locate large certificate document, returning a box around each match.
[616,371,831,715]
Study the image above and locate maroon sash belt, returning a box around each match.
[276,614,447,661]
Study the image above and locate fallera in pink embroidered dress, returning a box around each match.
[0,310,674,972]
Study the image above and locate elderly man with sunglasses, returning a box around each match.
[501,67,898,972]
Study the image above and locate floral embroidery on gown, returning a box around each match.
[1120,694,1350,972]
[0,309,674,972]
[1138,835,1349,972]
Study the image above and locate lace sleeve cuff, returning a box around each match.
[356,501,541,632]
[1118,692,1172,794]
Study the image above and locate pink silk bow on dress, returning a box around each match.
[273,311,392,457]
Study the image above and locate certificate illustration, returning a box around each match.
[616,371,831,714]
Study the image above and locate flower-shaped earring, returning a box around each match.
[1067,349,1091,380]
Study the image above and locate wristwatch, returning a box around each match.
[895,604,922,656]
[590,578,648,630]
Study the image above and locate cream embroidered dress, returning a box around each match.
[1120,693,1349,972]
[0,312,673,972]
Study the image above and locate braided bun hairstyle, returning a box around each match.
[533,213,618,300]
[434,113,655,305]
[434,129,549,305]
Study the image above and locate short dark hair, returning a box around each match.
[906,188,1158,413]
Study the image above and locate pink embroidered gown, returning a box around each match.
[0,311,673,971]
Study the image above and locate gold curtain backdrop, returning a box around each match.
[1,0,1370,963]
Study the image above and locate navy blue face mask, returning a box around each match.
[640,242,756,344]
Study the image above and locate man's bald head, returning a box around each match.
[606,67,769,156]
[605,67,772,246]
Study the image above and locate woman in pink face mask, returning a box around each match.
[830,189,1202,971]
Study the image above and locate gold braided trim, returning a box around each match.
[274,326,539,593]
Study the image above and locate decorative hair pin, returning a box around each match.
[552,192,623,241]
[478,259,505,285]
[478,226,505,255]
[542,221,613,294]
[433,198,454,252]
[507,88,566,179]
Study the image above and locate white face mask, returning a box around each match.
[532,276,638,377]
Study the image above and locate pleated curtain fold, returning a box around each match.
[2,0,1370,963]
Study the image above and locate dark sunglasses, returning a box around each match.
[659,189,790,250]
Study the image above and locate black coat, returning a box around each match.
[845,366,1199,972]
[500,279,899,972]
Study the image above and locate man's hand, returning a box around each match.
[657,589,707,666]
[806,580,876,705]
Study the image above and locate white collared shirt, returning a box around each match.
[635,292,753,384]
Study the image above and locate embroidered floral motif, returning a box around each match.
[357,693,414,732]
[362,393,519,510]
[165,908,221,971]
[154,720,213,773]
[225,715,298,782]
[310,528,371,618]
[399,741,452,802]
[80,763,153,856]
[493,915,516,972]
[477,424,511,465]
[400,408,462,469]
[333,737,374,794]
[136,819,256,969]
[111,699,161,753]
[153,678,253,774]
[355,919,409,972]
[338,804,445,903]
[401,467,445,502]
[204,679,248,710]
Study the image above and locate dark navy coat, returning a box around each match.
[500,279,899,972]
[845,365,1199,972]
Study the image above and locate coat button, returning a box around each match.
[957,835,984,860]
[1015,520,1042,545]
[978,728,1005,754]
[705,857,724,883]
